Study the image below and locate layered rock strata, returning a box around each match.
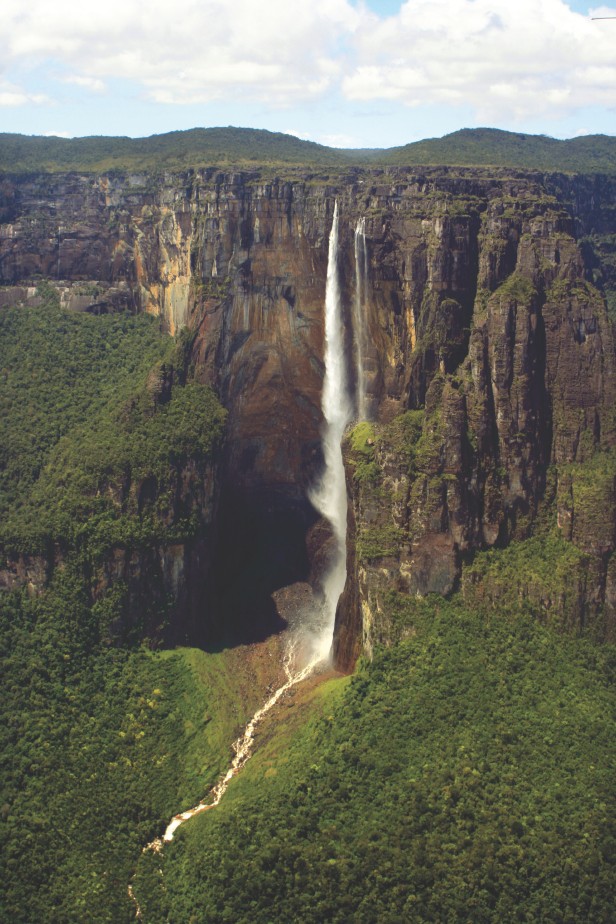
[1,167,614,656]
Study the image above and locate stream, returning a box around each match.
[157,640,319,847]
[129,199,351,919]
[128,638,322,919]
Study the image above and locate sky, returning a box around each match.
[0,0,615,148]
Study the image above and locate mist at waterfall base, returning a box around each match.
[301,200,354,666]
[128,204,364,880]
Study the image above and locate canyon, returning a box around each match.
[1,165,615,664]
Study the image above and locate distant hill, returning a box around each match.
[0,128,344,173]
[369,127,616,173]
[0,126,615,174]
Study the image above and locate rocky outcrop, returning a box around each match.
[334,181,616,666]
[0,357,223,646]
[1,166,615,658]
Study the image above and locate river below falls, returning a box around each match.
[128,637,324,919]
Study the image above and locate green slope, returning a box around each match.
[0,127,344,173]
[372,127,616,172]
[1,126,615,173]
[0,569,273,923]
[0,294,226,560]
[134,596,616,924]
[0,292,172,525]
[0,294,245,922]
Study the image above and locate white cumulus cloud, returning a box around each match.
[61,75,106,93]
[0,0,360,106]
[0,79,50,107]
[344,0,616,122]
[0,0,614,126]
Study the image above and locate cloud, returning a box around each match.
[0,0,360,106]
[589,5,616,17]
[0,79,50,107]
[344,0,616,121]
[61,75,106,93]
[0,0,614,125]
[318,132,360,148]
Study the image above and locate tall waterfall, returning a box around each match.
[353,217,369,420]
[128,204,352,905]
[309,200,353,660]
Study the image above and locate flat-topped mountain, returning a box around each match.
[1,125,615,173]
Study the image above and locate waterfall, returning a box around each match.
[308,200,353,661]
[353,217,369,420]
[128,201,353,914]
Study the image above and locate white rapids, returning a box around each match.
[149,641,320,850]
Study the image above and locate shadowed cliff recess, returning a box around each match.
[1,164,615,662]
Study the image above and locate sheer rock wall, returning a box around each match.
[1,167,614,656]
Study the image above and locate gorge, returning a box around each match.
[1,164,614,658]
[1,134,615,922]
[131,200,352,873]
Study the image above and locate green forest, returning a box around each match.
[1,295,615,922]
[0,295,233,920]
[0,292,226,558]
[1,126,615,173]
[133,597,615,923]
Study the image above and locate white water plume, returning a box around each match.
[308,200,353,661]
[353,216,369,420]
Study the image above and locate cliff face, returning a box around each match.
[1,167,615,658]
[331,174,616,667]
[0,358,224,646]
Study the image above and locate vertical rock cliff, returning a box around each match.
[1,167,614,656]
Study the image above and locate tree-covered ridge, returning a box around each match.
[0,565,272,923]
[1,126,615,173]
[0,294,239,921]
[381,127,616,172]
[133,597,616,924]
[0,127,344,173]
[0,295,173,522]
[0,296,226,556]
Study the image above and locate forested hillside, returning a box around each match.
[1,126,615,173]
[0,296,239,921]
[132,597,615,924]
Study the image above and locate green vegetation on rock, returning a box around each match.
[348,421,379,484]
[0,298,169,521]
[134,598,615,924]
[462,534,591,631]
[347,412,427,564]
[492,272,537,304]
[0,296,226,556]
[579,233,616,322]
